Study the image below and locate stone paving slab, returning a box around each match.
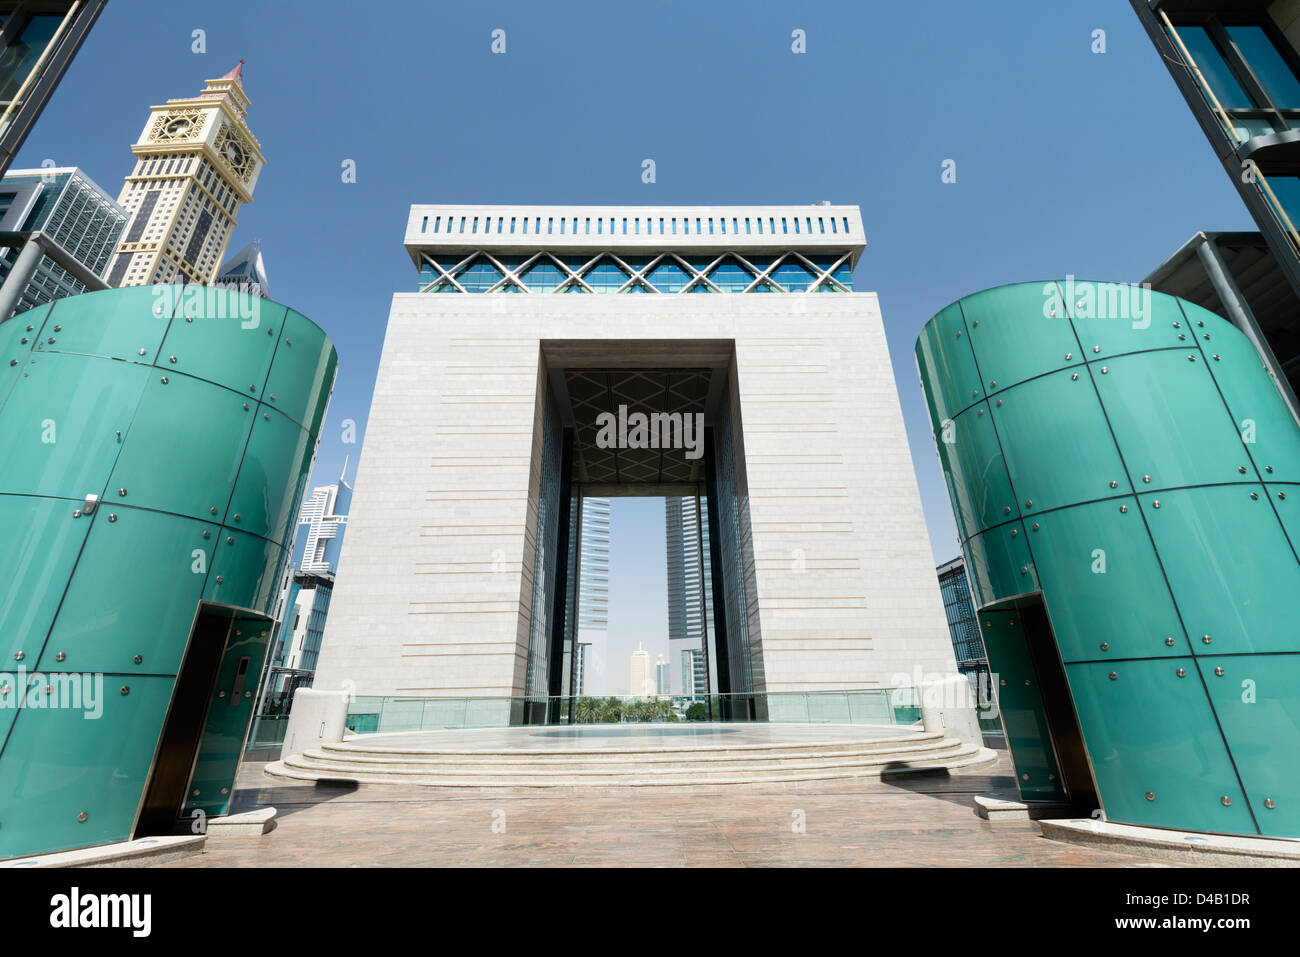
[153,754,1186,868]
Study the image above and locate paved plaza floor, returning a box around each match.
[159,749,1180,867]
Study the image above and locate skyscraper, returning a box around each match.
[106,62,264,287]
[215,239,270,298]
[263,468,353,711]
[0,166,126,317]
[655,653,669,695]
[293,476,353,575]
[680,648,706,697]
[629,644,649,698]
[575,496,610,693]
[665,495,712,694]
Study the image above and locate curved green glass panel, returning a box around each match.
[0,353,148,499]
[1267,484,1300,558]
[1093,350,1250,490]
[938,402,1018,538]
[0,675,174,860]
[0,303,49,403]
[1140,486,1300,655]
[107,372,253,523]
[0,495,89,662]
[1065,281,1189,358]
[1065,659,1252,834]
[185,616,272,817]
[914,302,984,424]
[228,407,313,547]
[162,290,287,397]
[263,309,337,435]
[38,286,173,364]
[1031,498,1185,663]
[205,529,286,614]
[962,283,1081,393]
[42,508,215,675]
[979,610,1065,800]
[992,368,1129,513]
[1198,654,1300,838]
[962,522,1036,608]
[1194,302,1300,484]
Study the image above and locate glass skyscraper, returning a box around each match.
[575,497,610,693]
[0,166,127,316]
[665,495,712,694]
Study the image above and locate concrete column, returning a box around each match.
[0,238,43,320]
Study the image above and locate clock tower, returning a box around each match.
[107,61,265,287]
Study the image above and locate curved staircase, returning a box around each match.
[264,727,998,789]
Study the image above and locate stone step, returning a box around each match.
[306,736,965,772]
[319,730,949,762]
[265,740,998,788]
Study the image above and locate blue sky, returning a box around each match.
[17,0,1254,689]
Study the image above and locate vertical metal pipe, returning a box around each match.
[1195,234,1300,428]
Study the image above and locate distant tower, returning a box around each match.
[216,239,270,298]
[107,61,264,287]
[655,654,669,695]
[629,643,648,698]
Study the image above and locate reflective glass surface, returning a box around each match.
[0,676,175,860]
[0,353,149,500]
[1065,282,1190,357]
[962,283,1081,393]
[228,408,314,547]
[40,286,172,364]
[44,508,216,675]
[962,523,1037,608]
[108,373,253,522]
[1031,499,1185,662]
[185,615,272,817]
[1176,25,1252,109]
[205,529,286,614]
[915,301,984,424]
[993,368,1129,514]
[1094,349,1249,490]
[0,495,90,662]
[937,401,1017,537]
[978,610,1065,800]
[263,309,337,435]
[1066,658,1253,833]
[1199,653,1300,838]
[165,291,287,397]
[1141,486,1300,655]
[1227,25,1300,108]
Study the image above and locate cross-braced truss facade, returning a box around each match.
[405,203,865,295]
[418,248,854,294]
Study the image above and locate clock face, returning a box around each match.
[224,141,246,166]
[165,117,192,136]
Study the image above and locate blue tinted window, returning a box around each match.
[582,258,630,291]
[455,256,503,291]
[772,258,815,291]
[708,257,755,292]
[1227,26,1300,108]
[647,260,691,292]
[521,258,566,292]
[1177,26,1252,109]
